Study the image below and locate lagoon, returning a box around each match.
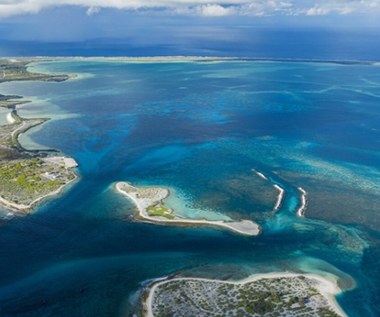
[0,59,379,316]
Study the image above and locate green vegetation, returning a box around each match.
[0,94,28,109]
[150,276,344,317]
[0,110,46,159]
[0,59,69,83]
[0,158,75,206]
[317,308,341,317]
[1,59,69,108]
[0,58,77,210]
[147,203,174,219]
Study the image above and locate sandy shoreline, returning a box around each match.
[1,112,79,212]
[273,184,285,211]
[1,115,79,212]
[252,168,268,180]
[26,56,237,64]
[145,272,347,317]
[297,187,307,217]
[116,182,260,236]
[6,112,15,124]
[0,168,78,212]
[0,60,81,214]
[251,169,284,212]
[7,56,375,66]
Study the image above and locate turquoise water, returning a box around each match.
[0,60,380,316]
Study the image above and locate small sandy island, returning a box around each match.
[144,272,347,317]
[115,182,260,236]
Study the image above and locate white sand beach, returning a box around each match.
[6,112,16,124]
[252,168,268,180]
[42,156,78,168]
[0,165,78,212]
[297,187,307,217]
[145,272,347,317]
[251,169,284,212]
[273,184,285,211]
[116,182,260,236]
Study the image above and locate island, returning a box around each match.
[115,182,261,236]
[0,59,78,213]
[144,273,347,317]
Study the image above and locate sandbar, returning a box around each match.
[251,168,268,180]
[251,169,285,212]
[297,187,307,217]
[116,182,260,236]
[273,184,285,211]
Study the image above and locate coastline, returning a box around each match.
[6,112,15,124]
[4,56,377,66]
[0,57,373,316]
[115,182,260,236]
[0,172,78,212]
[144,272,347,317]
[0,59,79,213]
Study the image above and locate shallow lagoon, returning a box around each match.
[0,60,379,316]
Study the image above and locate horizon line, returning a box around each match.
[3,56,379,65]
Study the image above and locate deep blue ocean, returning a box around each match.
[0,60,380,316]
[1,28,380,61]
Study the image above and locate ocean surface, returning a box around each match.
[0,60,380,316]
[1,28,380,61]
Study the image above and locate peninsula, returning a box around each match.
[144,273,347,317]
[115,181,260,236]
[0,58,69,84]
[0,59,78,212]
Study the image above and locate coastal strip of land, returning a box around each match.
[115,182,260,236]
[297,187,307,217]
[144,272,347,317]
[0,58,70,84]
[0,156,78,211]
[13,56,374,66]
[0,58,78,213]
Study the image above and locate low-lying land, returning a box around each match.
[116,181,260,236]
[0,94,29,109]
[0,59,78,212]
[145,273,346,317]
[1,58,69,109]
[0,156,77,210]
[0,58,69,84]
